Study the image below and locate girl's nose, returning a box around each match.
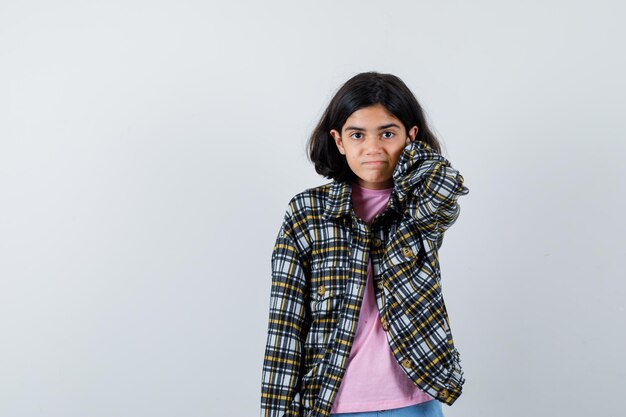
[364,136,384,153]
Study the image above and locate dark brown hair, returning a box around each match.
[307,71,442,182]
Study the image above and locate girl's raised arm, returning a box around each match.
[393,141,470,246]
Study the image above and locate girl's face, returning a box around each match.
[330,104,418,190]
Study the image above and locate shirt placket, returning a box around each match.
[313,213,370,417]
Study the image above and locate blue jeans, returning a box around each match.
[329,400,444,417]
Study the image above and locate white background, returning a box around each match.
[1,1,625,416]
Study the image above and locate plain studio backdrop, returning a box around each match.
[1,1,625,416]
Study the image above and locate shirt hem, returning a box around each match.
[330,395,434,414]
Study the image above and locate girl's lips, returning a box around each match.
[363,161,386,165]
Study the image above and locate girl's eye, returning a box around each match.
[382,131,395,139]
[350,132,364,139]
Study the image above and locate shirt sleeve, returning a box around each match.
[409,159,469,243]
[393,140,470,244]
[260,206,311,417]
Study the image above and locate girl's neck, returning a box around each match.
[351,181,393,193]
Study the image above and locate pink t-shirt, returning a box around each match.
[329,182,433,414]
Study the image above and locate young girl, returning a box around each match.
[261,72,469,417]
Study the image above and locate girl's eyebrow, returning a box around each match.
[378,123,401,130]
[344,123,401,132]
[344,126,366,132]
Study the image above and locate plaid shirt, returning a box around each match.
[261,140,470,417]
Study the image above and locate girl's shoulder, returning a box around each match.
[284,181,336,214]
[278,180,346,237]
[275,181,339,253]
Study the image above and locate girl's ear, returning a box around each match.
[406,126,419,144]
[330,129,345,155]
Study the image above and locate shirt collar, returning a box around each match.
[323,179,406,221]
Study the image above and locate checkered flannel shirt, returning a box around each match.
[261,140,470,417]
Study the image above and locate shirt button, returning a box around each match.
[381,319,389,331]
[372,238,382,247]
[437,388,450,400]
[377,280,384,289]
[401,358,412,368]
[317,285,326,297]
[401,246,414,257]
